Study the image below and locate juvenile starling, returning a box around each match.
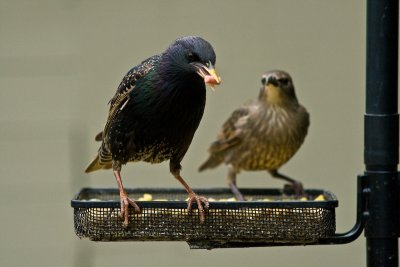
[85,36,221,226]
[199,70,309,200]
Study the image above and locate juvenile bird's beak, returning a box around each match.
[264,77,282,104]
[267,76,279,87]
[192,61,221,91]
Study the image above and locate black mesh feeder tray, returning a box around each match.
[71,187,339,249]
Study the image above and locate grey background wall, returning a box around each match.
[0,1,380,266]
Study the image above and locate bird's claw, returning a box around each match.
[186,193,209,223]
[119,191,141,227]
[283,181,305,197]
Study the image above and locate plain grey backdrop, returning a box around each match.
[1,0,387,266]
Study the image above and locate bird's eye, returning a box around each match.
[279,78,289,85]
[187,52,200,62]
[261,77,267,84]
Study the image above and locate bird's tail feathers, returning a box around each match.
[85,154,112,173]
[198,155,223,172]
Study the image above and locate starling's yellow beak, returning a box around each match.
[192,61,221,91]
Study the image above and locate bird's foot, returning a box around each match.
[229,183,245,201]
[186,193,209,223]
[119,191,141,227]
[283,181,305,197]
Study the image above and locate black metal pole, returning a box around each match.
[365,0,399,266]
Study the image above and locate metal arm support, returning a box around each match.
[317,175,368,244]
[188,175,370,249]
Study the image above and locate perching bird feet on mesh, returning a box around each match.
[172,168,209,223]
[119,190,141,227]
[186,192,209,223]
[283,181,305,197]
[269,170,305,197]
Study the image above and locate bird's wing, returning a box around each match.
[208,105,252,153]
[85,55,161,172]
[102,54,161,137]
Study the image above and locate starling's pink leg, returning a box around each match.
[113,168,140,227]
[172,170,209,223]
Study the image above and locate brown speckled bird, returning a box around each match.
[199,70,309,200]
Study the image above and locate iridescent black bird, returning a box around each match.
[86,36,221,226]
[199,70,309,201]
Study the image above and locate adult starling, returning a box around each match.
[199,70,309,201]
[85,36,221,226]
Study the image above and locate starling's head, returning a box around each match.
[259,70,298,105]
[163,36,221,90]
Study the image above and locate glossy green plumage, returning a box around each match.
[86,36,217,173]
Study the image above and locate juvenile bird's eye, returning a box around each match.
[261,77,267,84]
[279,78,289,85]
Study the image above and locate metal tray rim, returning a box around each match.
[71,187,338,209]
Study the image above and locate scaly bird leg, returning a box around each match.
[227,165,245,201]
[268,170,304,196]
[171,169,209,223]
[113,163,140,227]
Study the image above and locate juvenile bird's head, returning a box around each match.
[162,36,221,90]
[259,70,298,105]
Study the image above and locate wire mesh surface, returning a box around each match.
[72,188,337,247]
